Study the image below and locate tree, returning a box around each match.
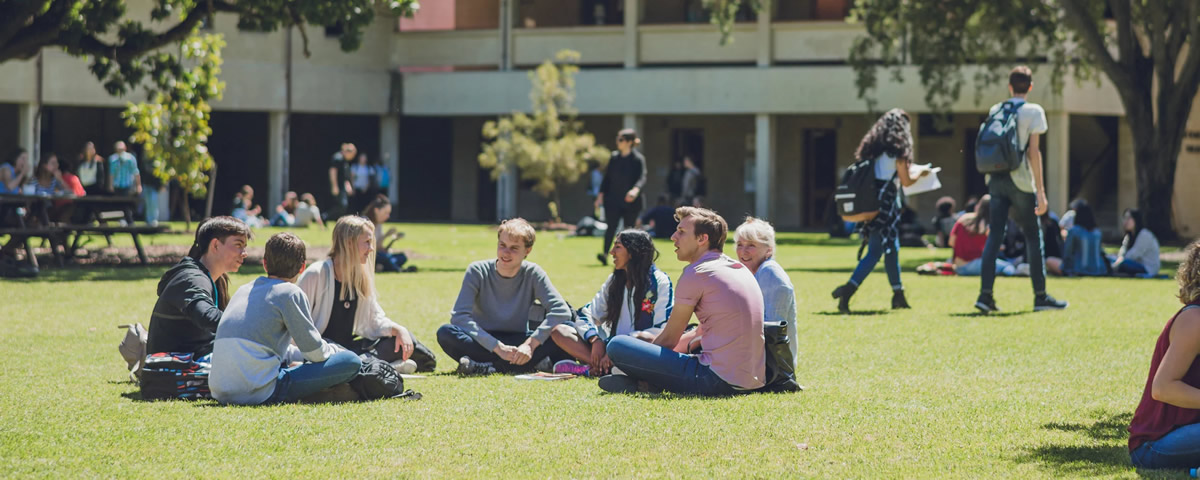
[0,0,418,96]
[479,50,610,224]
[846,0,1200,239]
[123,34,224,230]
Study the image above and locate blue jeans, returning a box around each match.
[980,175,1046,297]
[1131,422,1200,469]
[956,257,1014,277]
[142,187,159,226]
[605,336,738,396]
[377,252,408,272]
[264,350,361,404]
[849,229,901,289]
[435,325,568,373]
[1116,258,1150,276]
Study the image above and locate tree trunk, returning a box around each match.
[1129,117,1184,242]
[183,192,192,232]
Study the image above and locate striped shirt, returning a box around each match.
[108,152,140,189]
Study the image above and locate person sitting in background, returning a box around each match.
[550,229,673,377]
[932,196,959,248]
[438,218,572,375]
[898,207,929,248]
[362,194,413,273]
[77,142,107,196]
[735,217,798,367]
[270,191,298,227]
[1113,208,1161,277]
[211,232,362,405]
[636,194,679,240]
[0,148,32,194]
[57,156,85,197]
[1055,198,1108,276]
[146,217,250,360]
[1128,239,1200,469]
[32,153,64,197]
[295,193,325,229]
[951,195,1016,277]
[296,216,437,373]
[231,185,265,228]
[107,141,141,197]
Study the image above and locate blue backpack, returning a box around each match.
[975,99,1026,174]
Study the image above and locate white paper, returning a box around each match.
[903,164,942,196]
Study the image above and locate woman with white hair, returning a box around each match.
[734,217,798,366]
[295,216,436,373]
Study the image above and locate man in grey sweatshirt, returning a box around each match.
[437,218,572,375]
[210,233,361,405]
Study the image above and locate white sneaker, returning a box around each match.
[390,359,418,375]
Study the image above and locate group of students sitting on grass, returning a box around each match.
[142,205,797,404]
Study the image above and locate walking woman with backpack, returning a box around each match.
[830,109,928,314]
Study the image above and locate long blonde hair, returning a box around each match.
[329,216,376,302]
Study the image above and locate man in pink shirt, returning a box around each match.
[600,206,766,395]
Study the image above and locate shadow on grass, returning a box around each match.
[1015,411,1141,477]
[813,309,890,316]
[949,311,1033,318]
[785,259,952,275]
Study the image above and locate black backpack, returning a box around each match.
[349,354,421,401]
[835,158,882,223]
[975,99,1026,174]
[140,352,211,401]
[759,321,802,393]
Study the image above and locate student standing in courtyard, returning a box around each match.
[594,128,647,266]
[830,108,926,314]
[974,66,1068,313]
[1129,240,1200,469]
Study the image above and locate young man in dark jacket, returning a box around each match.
[146,216,251,359]
[593,128,647,266]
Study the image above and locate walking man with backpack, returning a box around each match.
[973,66,1068,313]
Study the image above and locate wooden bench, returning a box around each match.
[66,225,170,264]
[0,227,68,269]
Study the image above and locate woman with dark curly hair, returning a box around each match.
[550,229,673,376]
[830,109,927,314]
[1129,240,1200,469]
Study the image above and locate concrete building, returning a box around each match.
[2,0,1199,237]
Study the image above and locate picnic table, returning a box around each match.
[0,193,168,271]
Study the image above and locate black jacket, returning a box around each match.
[600,150,647,209]
[146,257,223,357]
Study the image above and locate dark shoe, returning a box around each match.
[456,356,497,376]
[831,283,857,314]
[597,253,608,266]
[975,294,999,314]
[598,374,639,394]
[1034,294,1069,312]
[891,289,911,309]
[403,265,418,273]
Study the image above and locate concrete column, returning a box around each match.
[267,111,287,211]
[622,114,642,133]
[18,103,37,160]
[623,0,639,68]
[501,0,516,70]
[756,1,772,67]
[380,114,401,207]
[497,167,518,220]
[755,113,775,219]
[1117,117,1137,215]
[1044,112,1070,216]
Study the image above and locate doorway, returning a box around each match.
[804,129,837,227]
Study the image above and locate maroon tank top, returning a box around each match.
[1129,304,1200,451]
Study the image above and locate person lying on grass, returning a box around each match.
[598,207,766,396]
[146,216,250,361]
[211,232,361,405]
[438,218,572,375]
[1129,239,1200,469]
[550,229,673,377]
[295,215,437,374]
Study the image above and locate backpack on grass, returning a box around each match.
[835,158,882,223]
[975,99,1026,174]
[140,352,211,401]
[349,354,421,401]
[759,321,802,393]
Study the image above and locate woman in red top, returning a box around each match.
[950,195,1015,276]
[1129,240,1200,469]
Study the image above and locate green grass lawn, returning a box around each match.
[0,224,1189,478]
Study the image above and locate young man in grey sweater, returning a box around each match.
[437,218,572,375]
[210,233,361,405]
